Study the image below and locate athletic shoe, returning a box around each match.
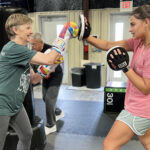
[45,125,57,135]
[55,107,62,116]
[56,111,65,121]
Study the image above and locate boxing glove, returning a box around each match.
[52,22,79,54]
[37,51,64,78]
[37,21,78,78]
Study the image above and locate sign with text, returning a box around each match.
[120,0,133,12]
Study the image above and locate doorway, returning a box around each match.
[38,15,68,83]
[107,13,133,82]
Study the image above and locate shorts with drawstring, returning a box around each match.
[116,109,150,136]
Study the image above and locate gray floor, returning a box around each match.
[33,84,144,150]
[33,84,104,102]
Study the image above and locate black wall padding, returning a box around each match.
[34,0,149,12]
[89,0,120,9]
[0,7,27,51]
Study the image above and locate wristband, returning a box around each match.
[52,37,66,53]
[122,66,130,73]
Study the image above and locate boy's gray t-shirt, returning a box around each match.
[0,41,37,116]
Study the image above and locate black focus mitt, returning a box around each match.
[106,46,130,73]
[78,14,91,40]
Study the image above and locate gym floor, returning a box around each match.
[33,84,144,150]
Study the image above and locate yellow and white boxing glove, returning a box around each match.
[52,21,79,54]
[37,53,64,78]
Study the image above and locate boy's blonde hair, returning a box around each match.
[5,13,32,39]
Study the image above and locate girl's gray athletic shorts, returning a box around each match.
[116,109,150,136]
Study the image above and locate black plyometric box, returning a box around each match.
[30,117,47,150]
[3,117,46,150]
[104,81,127,113]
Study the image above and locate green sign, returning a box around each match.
[105,87,126,93]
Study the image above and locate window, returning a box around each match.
[115,22,124,41]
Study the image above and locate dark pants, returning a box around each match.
[42,86,60,127]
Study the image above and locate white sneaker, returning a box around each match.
[56,111,65,121]
[45,125,57,135]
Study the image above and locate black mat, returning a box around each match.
[34,98,118,137]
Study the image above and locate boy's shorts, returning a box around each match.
[116,109,150,136]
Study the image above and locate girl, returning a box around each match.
[84,4,150,150]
